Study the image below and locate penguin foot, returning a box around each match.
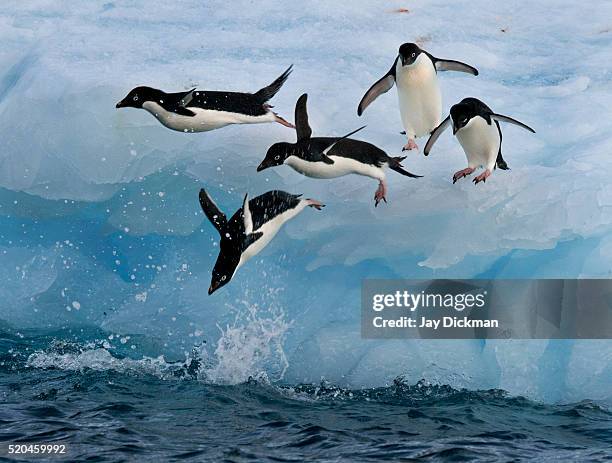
[473,169,492,184]
[453,167,476,184]
[402,139,418,152]
[274,114,295,129]
[374,181,388,207]
[307,199,325,210]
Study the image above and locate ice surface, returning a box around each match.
[1,0,612,404]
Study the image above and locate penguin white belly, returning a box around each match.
[456,117,500,170]
[142,102,274,132]
[285,156,385,181]
[395,58,442,138]
[237,201,308,270]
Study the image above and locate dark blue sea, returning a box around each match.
[1,330,611,462]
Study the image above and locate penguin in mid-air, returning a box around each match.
[257,94,422,207]
[357,43,479,152]
[424,97,535,184]
[116,66,294,132]
[199,189,324,294]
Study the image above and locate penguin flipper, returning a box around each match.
[319,125,367,162]
[254,65,293,103]
[295,93,312,141]
[170,89,197,116]
[243,232,263,251]
[199,189,228,234]
[357,58,397,116]
[242,193,253,235]
[179,89,196,107]
[174,106,196,117]
[492,114,536,133]
[425,53,479,76]
[494,120,509,170]
[424,116,451,156]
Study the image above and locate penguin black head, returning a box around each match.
[398,43,422,66]
[450,98,482,134]
[209,247,240,295]
[116,86,164,109]
[257,142,293,172]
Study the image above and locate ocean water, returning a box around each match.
[2,331,612,462]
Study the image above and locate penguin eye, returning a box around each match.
[133,95,139,101]
[274,155,280,160]
[221,275,226,281]
[411,53,416,57]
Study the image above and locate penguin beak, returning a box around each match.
[116,100,125,108]
[256,162,268,172]
[453,123,459,135]
[208,283,218,295]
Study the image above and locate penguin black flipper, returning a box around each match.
[494,120,509,170]
[253,65,293,104]
[295,93,312,141]
[242,193,254,234]
[242,232,263,251]
[492,114,536,133]
[357,57,398,116]
[424,52,479,76]
[158,88,197,116]
[199,189,227,234]
[424,116,451,156]
[315,125,367,164]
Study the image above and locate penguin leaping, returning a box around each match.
[424,97,535,184]
[116,66,294,133]
[258,94,422,207]
[357,43,478,152]
[199,189,324,294]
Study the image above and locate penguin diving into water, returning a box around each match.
[199,189,324,294]
[357,43,479,152]
[258,94,422,207]
[116,66,294,132]
[424,97,535,184]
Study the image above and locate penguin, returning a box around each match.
[257,94,422,207]
[199,188,324,294]
[357,43,478,152]
[423,97,535,184]
[116,66,294,132]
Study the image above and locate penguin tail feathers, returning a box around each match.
[254,65,293,103]
[389,156,422,178]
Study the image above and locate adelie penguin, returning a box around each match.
[424,97,535,184]
[116,66,294,132]
[258,94,422,207]
[199,188,324,294]
[357,43,478,152]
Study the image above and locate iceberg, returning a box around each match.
[1,0,611,405]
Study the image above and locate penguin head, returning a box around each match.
[257,142,293,171]
[450,101,477,134]
[116,86,163,109]
[209,248,240,295]
[398,43,422,66]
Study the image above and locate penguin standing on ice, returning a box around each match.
[424,97,535,184]
[116,66,294,132]
[199,189,324,294]
[357,43,478,152]
[257,94,422,207]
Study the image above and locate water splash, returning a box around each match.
[25,296,291,385]
[202,296,291,384]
